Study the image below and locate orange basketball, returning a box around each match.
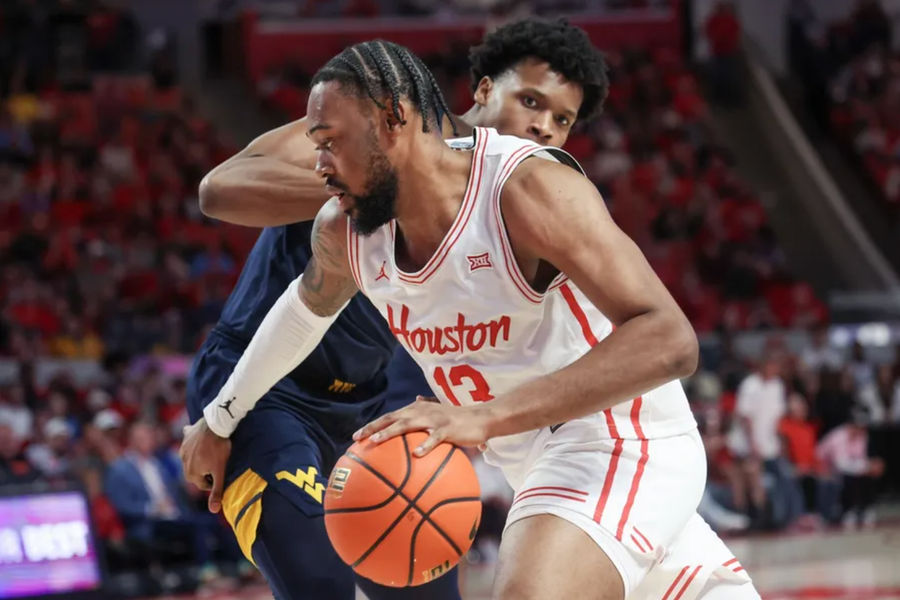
[323,431,482,587]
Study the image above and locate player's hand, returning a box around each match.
[352,396,491,457]
[179,418,232,513]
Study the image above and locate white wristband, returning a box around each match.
[203,276,345,437]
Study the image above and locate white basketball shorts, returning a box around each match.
[502,420,757,598]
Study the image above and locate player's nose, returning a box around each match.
[315,155,334,178]
[527,114,554,144]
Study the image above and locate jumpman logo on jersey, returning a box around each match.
[375,261,389,281]
[467,252,493,272]
[219,397,236,419]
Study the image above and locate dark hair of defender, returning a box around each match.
[311,40,458,136]
[468,18,610,121]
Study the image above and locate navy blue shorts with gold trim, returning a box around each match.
[187,335,460,600]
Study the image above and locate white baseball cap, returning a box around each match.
[93,409,124,431]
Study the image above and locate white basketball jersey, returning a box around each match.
[350,127,697,473]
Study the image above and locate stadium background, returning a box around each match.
[1,0,899,598]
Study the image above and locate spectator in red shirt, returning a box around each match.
[779,392,823,521]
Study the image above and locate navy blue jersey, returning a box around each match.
[188,223,400,438]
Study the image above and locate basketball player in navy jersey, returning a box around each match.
[179,19,607,600]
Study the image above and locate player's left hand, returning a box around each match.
[353,395,491,457]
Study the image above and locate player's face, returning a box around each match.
[473,58,583,148]
[308,81,399,235]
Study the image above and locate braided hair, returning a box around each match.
[311,40,457,135]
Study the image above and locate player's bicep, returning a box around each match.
[300,198,359,316]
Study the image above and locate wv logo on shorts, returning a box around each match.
[276,466,325,504]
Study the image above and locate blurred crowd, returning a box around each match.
[788,0,900,227]
[1,1,259,361]
[0,357,248,594]
[249,0,673,20]
[690,332,900,535]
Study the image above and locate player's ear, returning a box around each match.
[472,76,493,107]
[384,100,408,134]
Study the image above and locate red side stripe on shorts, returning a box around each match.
[592,437,623,524]
[674,566,702,600]
[630,534,647,553]
[633,526,653,550]
[662,566,691,600]
[512,491,587,505]
[733,566,745,573]
[722,558,738,567]
[615,397,648,540]
[560,283,597,346]
[514,486,588,500]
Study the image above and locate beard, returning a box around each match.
[334,127,399,236]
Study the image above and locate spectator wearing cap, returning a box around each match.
[24,417,73,480]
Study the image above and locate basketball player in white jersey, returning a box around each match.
[201,40,760,600]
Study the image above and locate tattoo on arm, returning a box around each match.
[300,203,358,316]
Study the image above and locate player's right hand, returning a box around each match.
[179,418,232,514]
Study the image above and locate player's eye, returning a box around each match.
[521,95,538,109]
[315,140,334,152]
[556,115,571,127]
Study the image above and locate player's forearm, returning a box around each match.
[199,157,330,227]
[203,276,345,437]
[480,310,698,439]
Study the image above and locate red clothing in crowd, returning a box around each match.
[705,9,741,56]
[778,417,819,473]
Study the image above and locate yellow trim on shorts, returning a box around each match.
[222,468,268,565]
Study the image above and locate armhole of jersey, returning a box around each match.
[346,218,364,294]
[492,144,580,304]
[540,147,586,176]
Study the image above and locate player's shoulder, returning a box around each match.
[501,151,594,214]
[312,198,349,247]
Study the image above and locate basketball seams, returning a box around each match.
[405,496,481,585]
[325,452,413,514]
[326,436,415,514]
[350,443,456,569]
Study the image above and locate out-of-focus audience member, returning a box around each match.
[104,421,241,577]
[778,392,826,526]
[0,421,38,484]
[727,349,802,529]
[817,407,885,529]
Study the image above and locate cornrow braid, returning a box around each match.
[311,40,457,136]
[366,42,405,126]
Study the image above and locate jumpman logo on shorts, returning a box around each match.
[375,261,389,282]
